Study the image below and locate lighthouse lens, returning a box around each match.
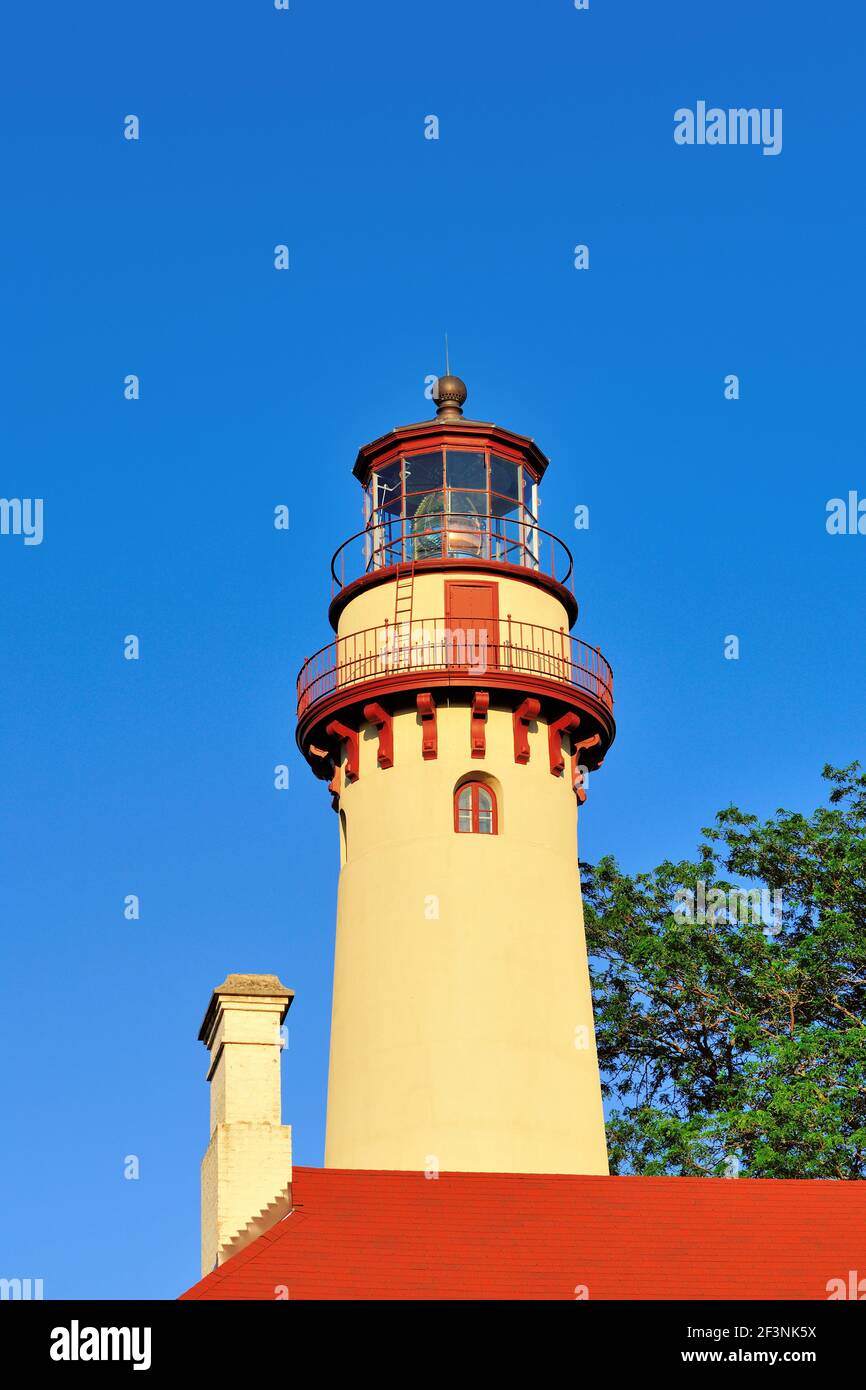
[410,489,447,558]
[410,489,483,560]
[444,491,483,558]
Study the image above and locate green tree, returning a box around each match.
[582,763,866,1178]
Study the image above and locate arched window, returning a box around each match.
[454,781,497,835]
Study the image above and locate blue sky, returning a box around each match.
[1,0,864,1299]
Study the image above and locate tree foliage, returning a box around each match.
[582,763,866,1178]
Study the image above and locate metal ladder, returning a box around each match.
[394,561,419,647]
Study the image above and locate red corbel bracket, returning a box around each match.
[416,693,437,760]
[571,733,602,803]
[326,719,359,784]
[471,691,490,759]
[308,742,335,786]
[363,702,394,769]
[548,712,582,777]
[513,697,541,765]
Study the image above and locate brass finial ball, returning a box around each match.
[433,374,468,421]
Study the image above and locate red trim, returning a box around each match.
[470,691,489,759]
[571,733,602,803]
[454,780,498,835]
[352,420,550,485]
[370,435,531,474]
[548,712,582,777]
[416,692,438,760]
[513,697,540,765]
[325,720,359,784]
[363,702,394,770]
[572,752,585,803]
[299,670,614,781]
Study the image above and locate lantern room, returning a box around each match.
[362,442,539,566]
[330,374,574,608]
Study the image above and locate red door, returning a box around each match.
[445,581,499,673]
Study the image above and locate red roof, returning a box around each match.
[180,1166,866,1301]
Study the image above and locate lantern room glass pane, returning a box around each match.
[403,451,444,499]
[410,491,444,558]
[366,445,542,575]
[443,492,486,558]
[490,454,520,502]
[490,492,520,519]
[374,460,402,518]
[444,450,487,494]
[405,490,440,520]
[411,489,486,560]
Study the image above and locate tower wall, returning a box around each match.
[336,568,571,639]
[324,696,609,1175]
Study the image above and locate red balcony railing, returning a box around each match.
[330,513,574,597]
[297,616,613,718]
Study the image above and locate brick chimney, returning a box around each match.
[198,974,294,1275]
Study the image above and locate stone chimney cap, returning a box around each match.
[198,973,294,1042]
[212,973,293,999]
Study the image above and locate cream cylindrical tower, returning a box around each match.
[297,376,615,1175]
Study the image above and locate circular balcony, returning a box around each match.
[329,512,576,627]
[296,614,615,765]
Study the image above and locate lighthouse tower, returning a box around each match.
[296,376,615,1176]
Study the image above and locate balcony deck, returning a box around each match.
[297,617,614,767]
